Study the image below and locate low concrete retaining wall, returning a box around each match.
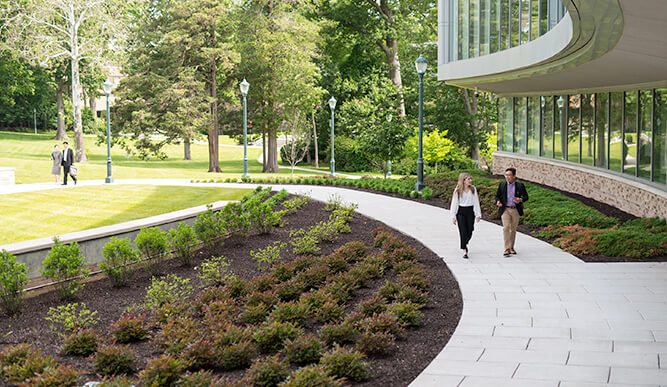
[1,201,231,279]
[492,151,667,219]
[0,167,15,185]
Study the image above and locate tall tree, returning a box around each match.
[2,0,125,161]
[317,0,436,118]
[236,0,322,173]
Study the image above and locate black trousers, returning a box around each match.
[63,164,77,184]
[456,206,475,250]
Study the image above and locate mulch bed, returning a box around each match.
[0,197,462,386]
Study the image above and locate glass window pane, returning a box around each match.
[470,0,479,58]
[511,0,520,47]
[458,0,468,59]
[542,96,554,157]
[528,96,540,155]
[639,90,652,179]
[624,91,638,176]
[490,0,499,52]
[595,93,609,168]
[499,97,514,152]
[609,92,623,172]
[450,0,459,61]
[581,94,594,165]
[480,0,489,55]
[501,0,510,50]
[520,0,529,44]
[539,0,548,35]
[515,97,527,153]
[531,0,539,40]
[655,89,667,183]
[555,96,565,159]
[567,95,580,163]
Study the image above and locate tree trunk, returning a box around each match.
[384,38,406,117]
[312,111,319,168]
[55,79,69,141]
[461,89,481,162]
[71,57,87,161]
[207,57,221,172]
[184,139,191,160]
[264,112,280,173]
[262,129,266,169]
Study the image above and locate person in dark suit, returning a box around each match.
[495,167,528,257]
[61,141,77,185]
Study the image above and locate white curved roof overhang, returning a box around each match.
[438,0,667,96]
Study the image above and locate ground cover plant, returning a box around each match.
[0,190,462,386]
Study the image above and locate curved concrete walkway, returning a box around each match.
[2,180,666,386]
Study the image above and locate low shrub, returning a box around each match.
[332,241,368,263]
[280,364,344,387]
[283,335,322,365]
[245,290,280,308]
[377,280,401,301]
[93,345,135,376]
[135,227,168,275]
[356,330,395,356]
[139,355,185,387]
[314,300,344,323]
[19,364,80,387]
[0,345,55,384]
[41,237,89,300]
[193,206,227,250]
[357,295,388,317]
[268,300,310,328]
[289,230,320,255]
[398,270,431,292]
[177,370,215,387]
[270,262,295,283]
[45,302,99,333]
[294,264,330,291]
[280,195,308,215]
[238,303,270,325]
[220,202,250,239]
[109,313,149,343]
[388,301,424,327]
[320,345,372,382]
[251,242,287,271]
[145,275,193,309]
[100,237,140,288]
[168,223,199,266]
[198,255,235,287]
[252,321,302,353]
[245,355,289,387]
[224,275,250,299]
[248,202,281,234]
[396,286,430,306]
[219,340,256,370]
[0,250,28,316]
[155,317,199,355]
[318,321,358,346]
[358,312,405,337]
[62,328,98,356]
[275,279,306,302]
[323,254,349,274]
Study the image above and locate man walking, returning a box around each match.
[61,141,77,185]
[495,167,528,257]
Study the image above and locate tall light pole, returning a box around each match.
[240,78,250,178]
[103,79,114,184]
[415,54,427,191]
[33,108,37,134]
[328,96,337,177]
[557,95,565,160]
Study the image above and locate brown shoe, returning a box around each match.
[503,250,511,257]
[509,248,517,255]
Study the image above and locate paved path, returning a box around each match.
[3,180,666,386]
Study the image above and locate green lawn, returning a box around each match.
[0,185,253,245]
[1,131,323,183]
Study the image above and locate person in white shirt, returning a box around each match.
[450,172,482,259]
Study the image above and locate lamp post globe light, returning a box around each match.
[415,54,427,191]
[240,78,250,178]
[328,96,337,177]
[103,79,114,184]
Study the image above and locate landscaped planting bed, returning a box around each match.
[0,189,462,386]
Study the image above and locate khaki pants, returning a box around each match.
[501,207,520,251]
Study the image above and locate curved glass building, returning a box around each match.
[438,0,667,218]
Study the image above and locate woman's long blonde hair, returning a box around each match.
[455,172,476,197]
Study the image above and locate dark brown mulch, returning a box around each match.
[0,197,462,386]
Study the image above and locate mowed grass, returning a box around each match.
[0,131,322,183]
[0,185,253,245]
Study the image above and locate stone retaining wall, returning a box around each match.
[492,151,667,219]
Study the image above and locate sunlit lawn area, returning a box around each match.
[1,131,323,183]
[0,185,253,245]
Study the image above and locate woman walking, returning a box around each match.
[50,144,62,184]
[451,172,481,259]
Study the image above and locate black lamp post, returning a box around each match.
[240,78,250,178]
[387,112,393,177]
[103,79,114,184]
[328,96,337,177]
[415,54,427,191]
